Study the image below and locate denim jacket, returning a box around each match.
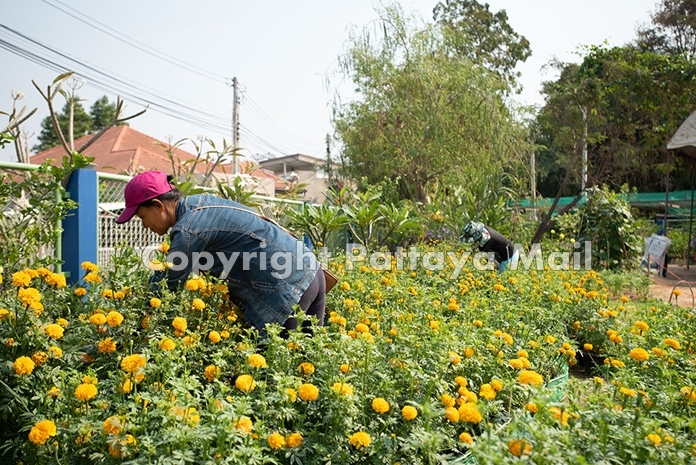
[154,194,319,334]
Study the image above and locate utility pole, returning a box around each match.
[530,148,536,221]
[232,77,240,174]
[581,105,588,191]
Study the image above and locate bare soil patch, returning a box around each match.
[647,264,696,308]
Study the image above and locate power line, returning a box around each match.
[40,0,228,84]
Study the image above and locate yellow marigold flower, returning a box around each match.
[479,384,497,400]
[472,320,483,327]
[508,439,532,457]
[286,432,303,448]
[448,351,461,365]
[509,358,525,370]
[340,363,351,373]
[192,298,206,310]
[445,406,459,422]
[17,287,41,306]
[583,343,593,351]
[464,347,475,358]
[74,287,87,297]
[208,331,221,343]
[106,311,124,327]
[493,283,505,291]
[610,359,625,368]
[459,432,474,444]
[248,353,267,368]
[45,273,66,288]
[448,302,460,311]
[44,324,64,340]
[74,383,98,401]
[114,291,125,299]
[204,364,219,382]
[102,289,115,299]
[102,416,122,435]
[98,337,117,353]
[629,348,650,362]
[172,317,187,332]
[159,338,176,351]
[90,313,106,326]
[149,298,162,307]
[55,317,68,328]
[235,416,253,433]
[646,433,662,446]
[524,402,538,413]
[545,335,557,344]
[634,321,649,331]
[518,370,544,386]
[0,308,10,320]
[349,431,371,449]
[400,405,417,420]
[47,386,61,398]
[491,379,504,392]
[298,383,319,401]
[664,338,681,350]
[267,432,285,449]
[220,330,230,339]
[81,261,99,272]
[454,376,468,387]
[340,281,351,291]
[441,393,455,407]
[14,356,35,375]
[458,402,483,423]
[83,272,101,283]
[651,347,664,357]
[549,407,569,426]
[12,271,32,287]
[183,335,196,347]
[31,351,48,366]
[672,289,682,297]
[298,362,315,375]
[372,397,390,413]
[28,419,57,445]
[332,382,354,396]
[620,387,636,397]
[235,374,256,393]
[285,388,297,402]
[159,242,170,253]
[121,354,146,374]
[48,346,62,358]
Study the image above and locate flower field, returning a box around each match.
[1,243,696,464]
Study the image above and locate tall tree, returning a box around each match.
[90,96,120,131]
[332,4,529,205]
[432,0,531,90]
[637,0,696,58]
[532,44,696,242]
[33,97,92,152]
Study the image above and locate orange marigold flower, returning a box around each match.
[508,439,532,457]
[298,383,319,401]
[459,432,474,444]
[629,347,650,362]
[267,432,285,449]
[371,397,390,413]
[74,383,98,401]
[285,432,303,448]
[14,356,35,375]
[518,370,544,386]
[28,419,57,445]
[248,353,267,368]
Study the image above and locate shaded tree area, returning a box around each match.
[532,0,696,242]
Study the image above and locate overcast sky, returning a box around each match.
[0,0,659,163]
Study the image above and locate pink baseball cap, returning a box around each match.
[116,171,174,224]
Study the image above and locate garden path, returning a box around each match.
[648,264,696,309]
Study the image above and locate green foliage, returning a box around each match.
[0,153,93,275]
[575,186,643,270]
[89,96,124,131]
[432,0,531,90]
[333,4,529,204]
[33,98,93,152]
[286,203,349,249]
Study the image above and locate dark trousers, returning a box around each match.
[282,270,326,335]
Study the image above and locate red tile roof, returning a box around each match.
[30,127,285,190]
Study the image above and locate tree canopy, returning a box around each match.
[332,4,530,205]
[33,95,124,152]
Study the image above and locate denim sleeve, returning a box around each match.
[164,227,209,291]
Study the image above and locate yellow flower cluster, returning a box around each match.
[121,354,146,374]
[28,419,57,445]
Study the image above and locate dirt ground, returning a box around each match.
[647,264,696,308]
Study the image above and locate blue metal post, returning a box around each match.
[62,168,98,285]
